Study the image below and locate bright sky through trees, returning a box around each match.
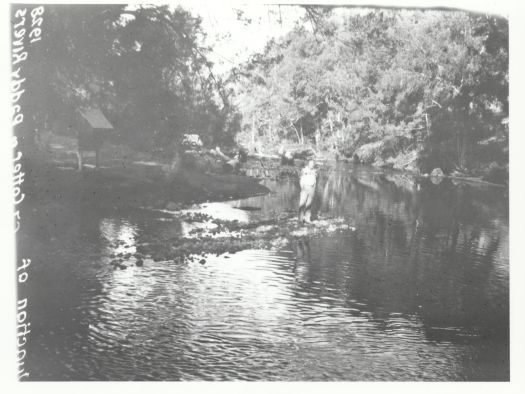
[179,1,509,75]
[181,3,306,74]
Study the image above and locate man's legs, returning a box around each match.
[304,189,313,222]
[299,186,314,223]
[298,189,308,222]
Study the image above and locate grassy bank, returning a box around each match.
[23,137,270,212]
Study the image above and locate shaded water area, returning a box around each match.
[19,162,509,381]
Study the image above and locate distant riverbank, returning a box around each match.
[243,141,508,187]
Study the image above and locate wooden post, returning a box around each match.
[95,149,100,169]
[77,150,83,171]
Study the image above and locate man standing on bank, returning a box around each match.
[299,160,318,223]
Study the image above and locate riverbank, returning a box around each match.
[242,140,508,186]
[23,157,270,212]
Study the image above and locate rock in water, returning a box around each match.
[166,201,182,211]
[140,215,356,261]
[430,168,444,178]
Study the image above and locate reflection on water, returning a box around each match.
[19,163,509,381]
[100,218,138,256]
[183,202,251,223]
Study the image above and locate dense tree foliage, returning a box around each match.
[18,5,507,179]
[229,8,508,175]
[23,4,233,157]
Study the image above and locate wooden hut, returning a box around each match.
[75,107,113,170]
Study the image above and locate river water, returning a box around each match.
[20,162,509,381]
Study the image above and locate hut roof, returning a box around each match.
[78,108,113,130]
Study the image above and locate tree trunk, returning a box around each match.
[251,116,256,145]
[291,123,301,143]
